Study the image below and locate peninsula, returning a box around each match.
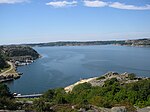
[0,45,40,82]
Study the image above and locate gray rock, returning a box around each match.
[111,106,127,112]
[0,110,25,112]
[137,107,150,112]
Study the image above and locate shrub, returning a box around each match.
[96,76,105,80]
[128,73,136,80]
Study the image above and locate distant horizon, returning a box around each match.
[1,0,150,45]
[0,37,149,46]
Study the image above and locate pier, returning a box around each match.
[14,94,43,98]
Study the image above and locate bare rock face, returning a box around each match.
[111,106,127,112]
[137,107,150,112]
[88,72,143,88]
[0,110,25,112]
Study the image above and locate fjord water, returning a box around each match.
[6,45,150,94]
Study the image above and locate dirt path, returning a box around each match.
[0,61,17,77]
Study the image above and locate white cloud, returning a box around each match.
[46,1,77,8]
[0,0,28,4]
[109,2,150,10]
[83,0,108,7]
[83,0,150,10]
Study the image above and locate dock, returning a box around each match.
[14,94,43,98]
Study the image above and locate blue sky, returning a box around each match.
[0,0,150,44]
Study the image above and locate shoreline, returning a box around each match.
[0,46,40,83]
[0,57,40,83]
[64,72,149,93]
[32,44,150,48]
[0,61,21,83]
[64,77,98,93]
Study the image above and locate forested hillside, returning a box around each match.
[0,45,39,71]
[0,48,8,70]
[0,55,7,70]
[2,46,39,60]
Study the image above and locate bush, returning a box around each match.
[72,83,92,93]
[96,76,105,80]
[104,78,118,87]
[0,84,21,110]
[0,55,8,69]
[128,73,136,80]
[0,84,11,98]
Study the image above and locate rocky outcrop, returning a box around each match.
[111,106,127,112]
[137,107,150,112]
[89,72,146,87]
[80,106,127,112]
[65,72,147,93]
[0,110,25,112]
[0,62,21,83]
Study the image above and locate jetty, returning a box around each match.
[14,94,43,98]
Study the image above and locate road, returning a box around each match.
[0,61,15,77]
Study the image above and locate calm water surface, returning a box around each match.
[6,45,150,94]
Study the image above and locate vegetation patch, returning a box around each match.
[96,76,105,80]
[0,73,150,111]
[32,78,150,111]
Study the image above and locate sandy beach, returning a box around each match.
[64,77,97,92]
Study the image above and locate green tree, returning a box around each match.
[128,73,136,80]
[0,84,11,97]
